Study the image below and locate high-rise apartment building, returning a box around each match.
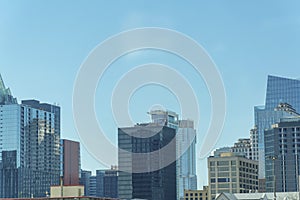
[177,120,197,200]
[61,139,81,186]
[255,75,300,178]
[118,123,177,200]
[231,138,252,159]
[0,75,61,198]
[250,127,259,161]
[264,116,300,192]
[208,152,258,200]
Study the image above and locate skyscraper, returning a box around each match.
[177,120,197,199]
[0,75,61,198]
[265,116,300,192]
[118,123,177,200]
[255,75,300,178]
[61,139,81,186]
[149,110,197,200]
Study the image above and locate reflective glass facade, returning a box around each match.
[177,120,197,200]
[255,75,300,178]
[0,100,61,198]
[149,110,197,200]
[118,124,177,200]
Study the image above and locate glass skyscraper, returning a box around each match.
[0,75,61,198]
[149,110,197,200]
[118,124,177,200]
[255,75,300,178]
[177,120,197,199]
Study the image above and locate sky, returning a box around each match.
[1,0,300,188]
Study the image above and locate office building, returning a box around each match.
[80,170,91,196]
[208,152,258,200]
[149,110,197,200]
[264,116,300,192]
[95,170,105,197]
[255,75,300,178]
[184,186,209,200]
[89,176,97,197]
[61,139,81,186]
[118,123,177,200]
[103,166,118,198]
[0,75,61,198]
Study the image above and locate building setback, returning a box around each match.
[208,152,258,200]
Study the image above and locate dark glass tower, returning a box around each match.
[118,124,177,200]
[255,75,300,178]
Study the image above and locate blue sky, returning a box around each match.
[1,1,300,187]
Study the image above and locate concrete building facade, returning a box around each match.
[208,152,259,200]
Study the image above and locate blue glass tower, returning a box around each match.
[0,74,61,198]
[255,75,300,178]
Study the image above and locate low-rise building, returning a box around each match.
[50,185,84,198]
[184,186,209,200]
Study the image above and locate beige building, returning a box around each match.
[50,185,84,198]
[184,186,209,200]
[208,152,258,200]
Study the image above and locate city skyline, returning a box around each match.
[1,1,300,188]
